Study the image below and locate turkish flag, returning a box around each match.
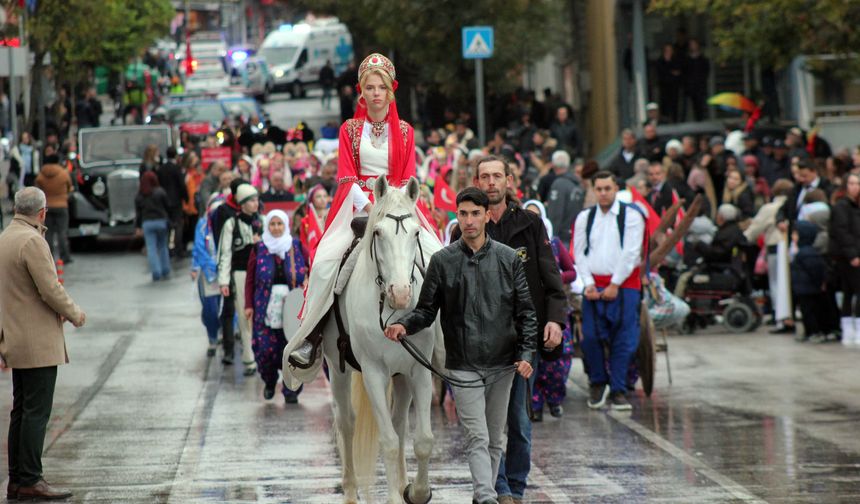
[627,185,660,237]
[433,167,457,213]
[671,189,685,255]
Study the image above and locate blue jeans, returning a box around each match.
[495,355,536,499]
[581,288,641,393]
[142,219,171,280]
[197,276,221,344]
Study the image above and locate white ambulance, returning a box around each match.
[259,17,354,98]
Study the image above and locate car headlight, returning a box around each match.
[92,179,106,197]
[274,69,285,78]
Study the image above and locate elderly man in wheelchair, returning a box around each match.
[674,204,763,333]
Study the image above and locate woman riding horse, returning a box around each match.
[286,53,438,372]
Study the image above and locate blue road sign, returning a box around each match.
[462,26,494,59]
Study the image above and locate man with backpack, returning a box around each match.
[572,170,646,411]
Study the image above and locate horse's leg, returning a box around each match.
[329,366,359,504]
[390,373,412,494]
[405,367,434,504]
[361,367,405,504]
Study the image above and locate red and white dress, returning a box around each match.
[283,112,440,385]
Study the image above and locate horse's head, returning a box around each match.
[367,176,422,310]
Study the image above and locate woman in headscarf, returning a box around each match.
[286,53,440,370]
[299,184,330,261]
[523,200,576,420]
[244,210,307,402]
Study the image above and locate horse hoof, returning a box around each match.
[403,484,432,504]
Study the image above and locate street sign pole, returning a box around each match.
[462,26,494,147]
[475,58,486,146]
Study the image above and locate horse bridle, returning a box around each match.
[370,212,426,331]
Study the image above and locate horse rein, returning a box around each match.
[368,212,517,389]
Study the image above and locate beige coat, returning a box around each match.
[744,195,787,247]
[0,215,82,368]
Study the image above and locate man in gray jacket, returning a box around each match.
[385,187,537,504]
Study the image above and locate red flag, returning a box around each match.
[433,166,457,213]
[671,189,685,255]
[416,199,442,240]
[627,185,660,237]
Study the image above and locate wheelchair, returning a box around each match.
[681,244,763,334]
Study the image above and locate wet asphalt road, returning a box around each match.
[1,249,858,503]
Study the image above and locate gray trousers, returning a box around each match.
[451,369,515,503]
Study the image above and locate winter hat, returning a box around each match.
[708,135,725,147]
[236,183,258,205]
[665,139,683,154]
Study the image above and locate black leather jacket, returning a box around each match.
[397,237,538,371]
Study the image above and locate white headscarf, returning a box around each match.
[444,219,459,245]
[523,199,553,238]
[263,209,292,259]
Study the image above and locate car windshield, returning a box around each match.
[221,99,258,120]
[79,128,171,168]
[259,46,298,66]
[166,102,225,124]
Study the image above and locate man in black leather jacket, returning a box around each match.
[386,187,536,504]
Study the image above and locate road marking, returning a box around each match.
[165,355,224,503]
[45,333,136,453]
[529,463,572,503]
[569,378,768,504]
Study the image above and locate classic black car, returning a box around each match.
[70,125,173,240]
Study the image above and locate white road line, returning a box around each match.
[569,377,768,503]
[529,463,572,503]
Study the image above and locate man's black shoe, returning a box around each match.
[263,385,275,400]
[587,383,610,409]
[221,354,234,365]
[531,408,543,422]
[609,391,632,411]
[770,325,795,334]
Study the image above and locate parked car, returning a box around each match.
[70,125,173,241]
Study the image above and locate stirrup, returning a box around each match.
[288,339,320,369]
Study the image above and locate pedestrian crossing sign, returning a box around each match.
[462,26,494,59]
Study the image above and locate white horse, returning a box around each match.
[322,176,440,504]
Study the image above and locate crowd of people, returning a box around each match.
[5,46,860,503]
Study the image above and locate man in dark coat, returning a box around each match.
[637,123,664,162]
[549,106,579,157]
[778,159,833,229]
[695,204,747,264]
[646,161,674,216]
[156,146,188,257]
[681,39,710,121]
[608,129,640,187]
[453,155,566,503]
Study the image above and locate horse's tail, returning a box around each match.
[351,372,379,497]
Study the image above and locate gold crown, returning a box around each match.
[359,53,396,82]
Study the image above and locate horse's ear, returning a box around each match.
[406,176,420,205]
[374,176,389,201]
